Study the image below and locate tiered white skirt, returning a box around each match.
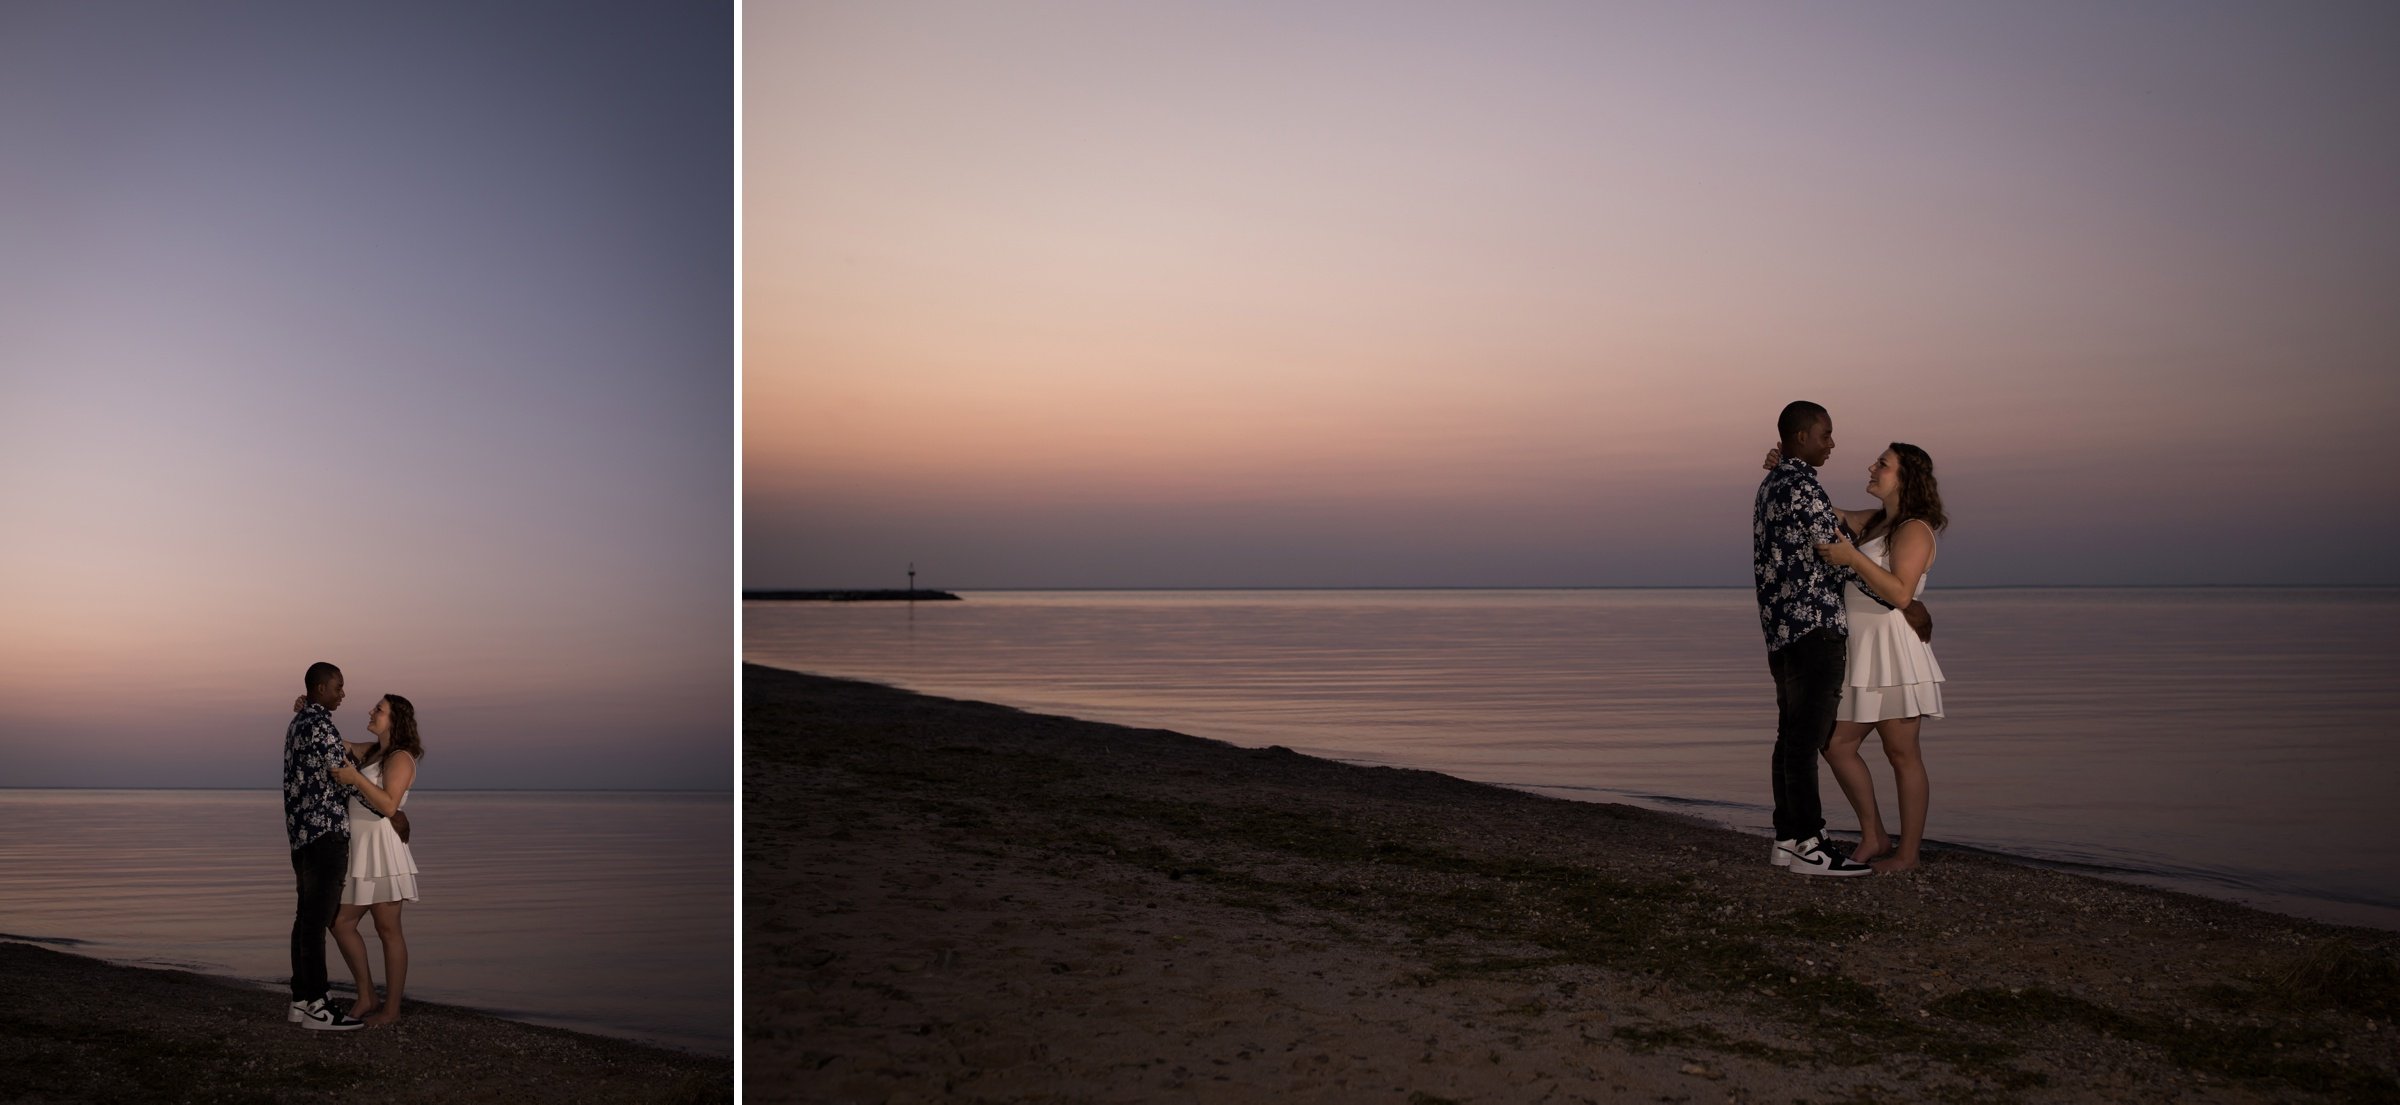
[1839,605,1945,723]
[342,817,419,905]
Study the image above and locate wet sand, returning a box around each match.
[747,663,2400,1104]
[0,940,730,1104]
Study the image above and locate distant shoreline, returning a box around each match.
[744,588,962,601]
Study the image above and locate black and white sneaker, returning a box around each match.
[289,997,366,1031]
[1778,836,1873,877]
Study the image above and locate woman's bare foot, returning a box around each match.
[1871,854,1919,875]
[348,998,379,1019]
[1850,834,1894,864]
[363,1007,401,1027]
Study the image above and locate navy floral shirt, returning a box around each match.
[282,704,351,850]
[1754,458,1892,651]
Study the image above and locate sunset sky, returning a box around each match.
[748,2,2399,590]
[0,4,732,789]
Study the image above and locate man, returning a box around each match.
[1753,402,1929,876]
[283,661,366,1030]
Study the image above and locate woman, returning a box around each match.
[1809,444,1947,875]
[328,695,422,1025]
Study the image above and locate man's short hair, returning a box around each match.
[304,662,342,692]
[1777,401,1828,441]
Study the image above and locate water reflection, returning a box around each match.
[748,588,2400,929]
[0,789,732,1053]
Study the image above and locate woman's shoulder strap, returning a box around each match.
[1893,516,1938,563]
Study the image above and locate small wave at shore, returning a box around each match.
[0,932,90,946]
[1506,779,2400,931]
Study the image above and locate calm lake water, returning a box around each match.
[748,588,2400,931]
[0,789,731,1054]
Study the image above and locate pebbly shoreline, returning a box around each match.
[0,940,730,1104]
[747,663,2400,1104]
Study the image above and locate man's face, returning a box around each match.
[1795,414,1836,468]
[322,675,346,712]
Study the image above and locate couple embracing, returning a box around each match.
[282,661,425,1030]
[1755,401,1948,878]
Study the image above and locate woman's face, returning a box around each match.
[367,698,392,739]
[1867,449,1903,499]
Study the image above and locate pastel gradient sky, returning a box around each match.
[749,2,2399,590]
[0,4,732,789]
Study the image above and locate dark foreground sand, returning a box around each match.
[0,941,730,1104]
[748,664,2400,1105]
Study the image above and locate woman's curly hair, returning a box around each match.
[1862,442,1947,539]
[365,694,424,766]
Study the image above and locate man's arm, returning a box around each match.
[311,716,354,792]
[295,697,376,761]
[1794,477,1930,637]
[1795,480,1900,612]
[1763,449,1875,535]
[334,755,407,817]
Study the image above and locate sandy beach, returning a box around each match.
[747,663,2400,1104]
[0,941,730,1104]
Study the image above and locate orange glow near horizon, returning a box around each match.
[748,4,2399,589]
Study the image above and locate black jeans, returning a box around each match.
[289,832,348,1002]
[1766,628,1846,843]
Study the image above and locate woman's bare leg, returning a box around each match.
[1821,721,1890,861]
[1872,717,1928,874]
[330,903,377,1016]
[363,902,407,1025]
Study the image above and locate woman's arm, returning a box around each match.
[379,752,415,809]
[332,752,413,817]
[1828,519,1934,609]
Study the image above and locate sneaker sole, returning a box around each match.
[299,1017,366,1031]
[1785,863,1873,877]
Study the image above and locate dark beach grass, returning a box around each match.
[0,940,730,1105]
[748,663,2400,1104]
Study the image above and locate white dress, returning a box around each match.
[342,755,419,905]
[1838,526,1945,722]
